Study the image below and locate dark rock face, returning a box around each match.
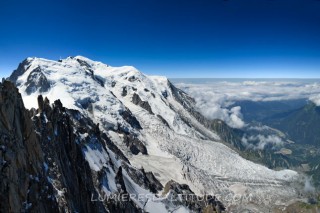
[0,81,226,213]
[128,76,136,82]
[168,80,196,110]
[132,93,153,115]
[122,133,148,155]
[210,119,244,150]
[123,164,163,194]
[163,180,225,213]
[100,132,130,163]
[111,167,143,213]
[25,67,51,95]
[122,87,128,96]
[168,80,218,131]
[76,58,105,87]
[120,109,142,130]
[76,97,95,110]
[76,57,91,69]
[9,60,51,95]
[167,80,218,140]
[0,81,57,213]
[8,58,32,85]
[157,114,170,128]
[162,90,168,99]
[9,60,51,94]
[33,96,106,212]
[0,81,142,212]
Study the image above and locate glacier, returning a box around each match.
[9,56,305,211]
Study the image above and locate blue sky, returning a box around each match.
[0,0,320,78]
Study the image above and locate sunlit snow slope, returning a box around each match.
[9,56,301,209]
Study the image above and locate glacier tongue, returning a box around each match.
[10,56,301,210]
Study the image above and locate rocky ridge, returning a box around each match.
[0,80,225,212]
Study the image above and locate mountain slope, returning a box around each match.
[0,81,58,212]
[231,99,307,123]
[1,80,226,212]
[265,102,320,146]
[8,56,306,211]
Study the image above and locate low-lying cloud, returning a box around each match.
[309,94,320,106]
[190,89,245,128]
[304,176,316,193]
[241,134,284,150]
[174,79,320,128]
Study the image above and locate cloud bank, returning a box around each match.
[241,134,284,150]
[309,94,320,106]
[304,176,316,193]
[174,79,320,128]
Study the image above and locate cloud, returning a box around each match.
[247,125,270,131]
[241,134,284,150]
[174,80,320,128]
[304,176,316,193]
[185,88,245,128]
[309,94,320,106]
[229,106,246,129]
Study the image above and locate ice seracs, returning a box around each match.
[9,56,303,210]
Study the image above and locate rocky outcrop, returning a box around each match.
[132,93,154,115]
[123,164,163,194]
[8,58,31,84]
[210,119,244,150]
[167,80,220,140]
[121,87,128,96]
[157,114,170,128]
[0,81,141,212]
[128,76,137,82]
[122,133,148,155]
[1,79,227,212]
[168,80,240,140]
[9,60,51,94]
[0,81,57,212]
[162,180,225,213]
[33,96,107,212]
[120,109,142,130]
[25,67,51,95]
[76,57,105,87]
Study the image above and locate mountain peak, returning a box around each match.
[6,56,304,210]
[63,55,105,66]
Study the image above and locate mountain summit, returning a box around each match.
[5,56,306,212]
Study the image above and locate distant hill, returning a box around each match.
[232,99,307,122]
[265,102,320,146]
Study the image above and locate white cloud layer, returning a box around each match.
[309,94,320,106]
[241,134,284,150]
[304,176,316,193]
[174,79,320,128]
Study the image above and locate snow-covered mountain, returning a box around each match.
[1,80,216,213]
[8,56,305,211]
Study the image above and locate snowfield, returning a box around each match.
[12,56,301,210]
